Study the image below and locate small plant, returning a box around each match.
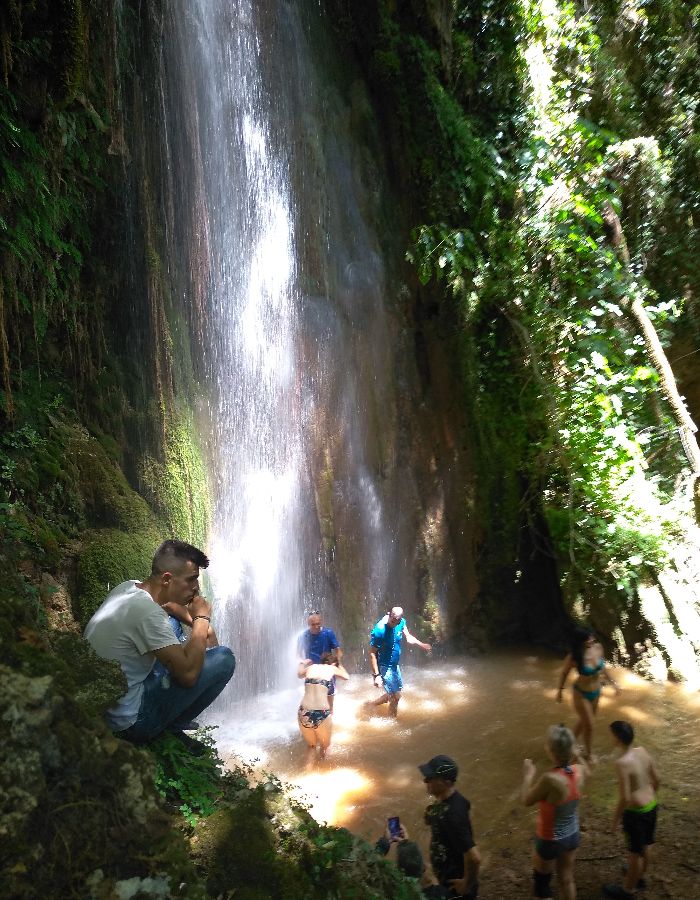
[150,728,225,827]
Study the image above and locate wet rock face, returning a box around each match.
[40,572,80,633]
[0,671,58,844]
[0,666,200,898]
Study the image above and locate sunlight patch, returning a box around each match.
[289,767,368,825]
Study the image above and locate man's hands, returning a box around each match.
[373,673,383,689]
[384,823,408,843]
[189,594,212,620]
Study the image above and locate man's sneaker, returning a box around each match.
[603,884,635,900]
[171,730,207,757]
[178,719,201,731]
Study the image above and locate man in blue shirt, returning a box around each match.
[368,606,431,718]
[298,612,342,711]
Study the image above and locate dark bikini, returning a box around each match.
[299,677,333,729]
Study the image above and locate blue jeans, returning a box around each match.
[119,645,235,742]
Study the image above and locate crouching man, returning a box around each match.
[84,539,235,751]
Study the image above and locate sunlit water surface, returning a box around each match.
[212,651,700,856]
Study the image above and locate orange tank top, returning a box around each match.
[536,766,580,841]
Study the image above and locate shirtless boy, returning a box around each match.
[603,720,660,900]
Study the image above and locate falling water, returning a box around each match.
[153,0,394,696]
[149,0,469,730]
[173,2,304,699]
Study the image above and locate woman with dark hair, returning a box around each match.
[522,724,590,900]
[557,626,620,761]
[297,649,349,767]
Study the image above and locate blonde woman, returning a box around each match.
[522,724,589,900]
[297,650,348,767]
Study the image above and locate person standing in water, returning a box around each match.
[367,605,431,718]
[297,649,349,767]
[297,611,342,711]
[557,626,620,760]
[522,724,589,900]
[603,720,660,900]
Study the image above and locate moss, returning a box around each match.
[190,781,422,900]
[77,525,161,623]
[193,791,313,898]
[12,630,127,719]
[0,665,206,899]
[139,406,210,547]
[69,424,158,533]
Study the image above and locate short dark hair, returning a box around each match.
[610,720,634,746]
[152,539,209,576]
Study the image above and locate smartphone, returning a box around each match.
[387,816,401,839]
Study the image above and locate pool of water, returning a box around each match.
[213,649,700,861]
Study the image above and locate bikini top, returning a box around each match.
[578,658,604,676]
[305,677,332,689]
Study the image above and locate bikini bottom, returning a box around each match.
[574,683,601,702]
[298,706,332,729]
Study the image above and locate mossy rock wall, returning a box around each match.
[0,665,205,899]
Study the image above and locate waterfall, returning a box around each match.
[140,0,468,727]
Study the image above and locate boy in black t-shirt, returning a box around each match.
[419,755,481,899]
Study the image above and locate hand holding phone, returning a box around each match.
[387,816,401,840]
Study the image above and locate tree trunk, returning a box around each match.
[602,201,700,517]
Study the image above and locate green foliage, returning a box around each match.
[292,821,423,899]
[351,0,508,226]
[402,0,700,629]
[191,776,422,900]
[149,732,422,898]
[0,77,106,412]
[150,728,230,826]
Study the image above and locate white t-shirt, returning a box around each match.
[84,580,178,730]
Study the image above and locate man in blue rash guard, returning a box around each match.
[297,612,343,711]
[367,605,432,718]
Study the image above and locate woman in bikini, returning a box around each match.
[297,649,349,767]
[557,626,620,761]
[522,724,589,900]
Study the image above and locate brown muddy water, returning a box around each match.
[220,650,700,898]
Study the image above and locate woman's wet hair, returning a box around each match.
[320,649,338,665]
[610,719,634,746]
[547,723,576,765]
[570,625,595,671]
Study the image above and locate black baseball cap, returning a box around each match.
[418,754,458,780]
